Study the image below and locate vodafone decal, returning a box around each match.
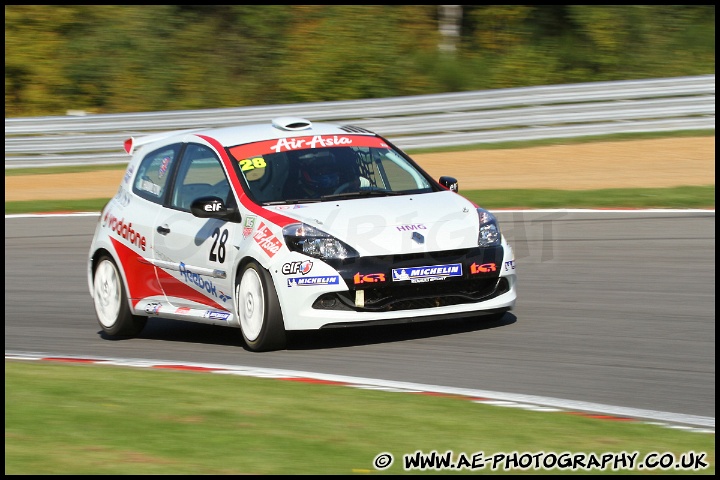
[103,212,147,251]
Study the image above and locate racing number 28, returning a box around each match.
[210,227,229,263]
[240,157,266,171]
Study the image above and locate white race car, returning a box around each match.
[88,117,517,351]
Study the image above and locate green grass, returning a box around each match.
[5,361,714,475]
[4,185,715,215]
[461,185,715,210]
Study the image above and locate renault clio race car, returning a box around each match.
[88,117,517,352]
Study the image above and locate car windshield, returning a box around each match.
[226,135,434,204]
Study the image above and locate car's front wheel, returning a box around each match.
[92,255,147,337]
[235,261,286,352]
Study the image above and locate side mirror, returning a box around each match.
[190,196,239,221]
[439,176,458,192]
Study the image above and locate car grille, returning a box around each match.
[312,277,509,312]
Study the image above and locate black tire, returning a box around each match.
[235,261,287,352]
[92,255,147,337]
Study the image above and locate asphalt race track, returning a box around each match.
[5,211,715,422]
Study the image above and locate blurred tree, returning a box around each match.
[4,5,715,117]
[5,5,82,116]
[276,5,441,102]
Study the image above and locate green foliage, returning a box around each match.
[4,5,716,117]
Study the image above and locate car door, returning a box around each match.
[152,142,238,312]
[117,142,183,305]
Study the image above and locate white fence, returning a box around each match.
[5,74,715,169]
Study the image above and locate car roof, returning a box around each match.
[125,117,378,155]
[203,117,377,147]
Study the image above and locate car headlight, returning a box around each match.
[477,208,501,247]
[282,223,359,260]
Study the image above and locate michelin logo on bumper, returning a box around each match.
[392,263,463,283]
[287,275,340,287]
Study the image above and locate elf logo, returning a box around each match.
[282,260,313,275]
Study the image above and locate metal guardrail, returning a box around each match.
[5,74,715,169]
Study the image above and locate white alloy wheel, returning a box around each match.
[92,255,147,337]
[235,261,286,352]
[237,266,265,342]
[94,258,123,328]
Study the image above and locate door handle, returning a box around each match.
[156,225,170,235]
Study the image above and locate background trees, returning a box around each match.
[4,5,715,117]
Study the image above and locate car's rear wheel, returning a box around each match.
[92,255,147,337]
[236,261,286,352]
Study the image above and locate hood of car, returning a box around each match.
[268,191,481,256]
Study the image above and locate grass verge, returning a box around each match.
[5,361,714,475]
[4,185,715,215]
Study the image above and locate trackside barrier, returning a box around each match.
[4,74,715,169]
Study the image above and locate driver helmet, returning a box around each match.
[299,151,340,193]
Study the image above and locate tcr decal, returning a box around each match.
[353,273,386,284]
[470,262,497,274]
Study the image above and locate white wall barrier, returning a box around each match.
[5,75,714,169]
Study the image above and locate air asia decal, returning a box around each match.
[228,135,388,160]
[282,260,313,275]
[253,222,283,257]
[242,216,256,237]
[470,262,497,274]
[392,263,462,283]
[353,273,386,284]
[287,276,340,287]
[103,212,147,251]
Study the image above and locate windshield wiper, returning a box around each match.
[263,198,322,205]
[320,190,403,201]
